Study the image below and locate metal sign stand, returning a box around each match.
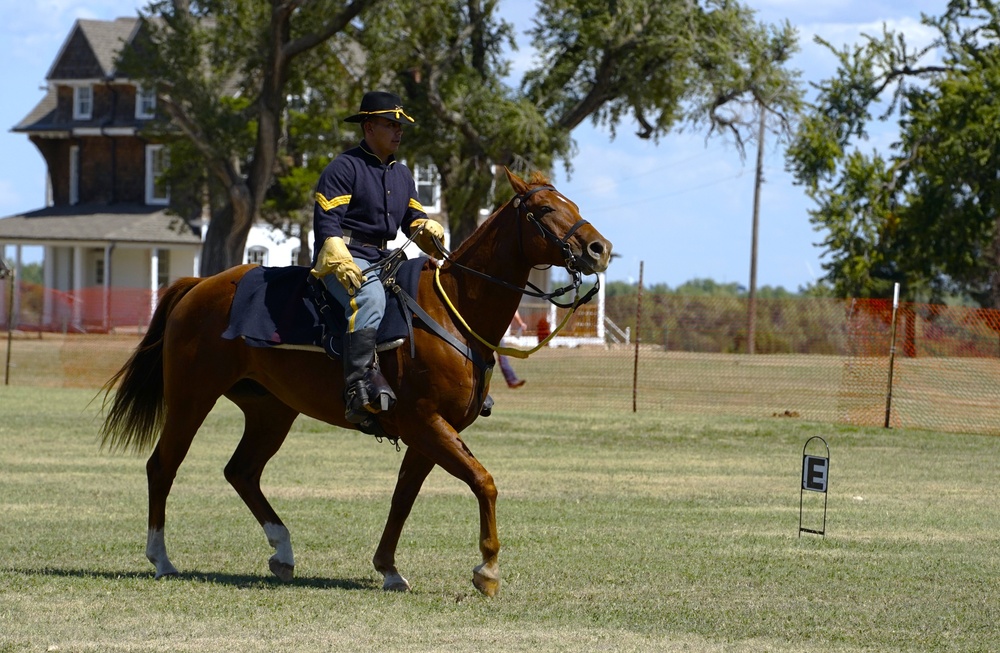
[799,436,830,537]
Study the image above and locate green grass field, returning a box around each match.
[1,385,998,652]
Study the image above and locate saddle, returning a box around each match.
[221,259,423,356]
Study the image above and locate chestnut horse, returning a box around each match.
[99,169,612,596]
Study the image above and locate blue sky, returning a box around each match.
[0,0,945,289]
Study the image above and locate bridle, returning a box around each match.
[433,185,600,309]
[514,184,591,275]
[429,184,602,358]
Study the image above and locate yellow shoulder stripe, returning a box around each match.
[408,198,425,212]
[315,192,351,212]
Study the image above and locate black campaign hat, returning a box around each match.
[344,91,416,125]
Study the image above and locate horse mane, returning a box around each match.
[525,170,551,186]
[447,170,551,261]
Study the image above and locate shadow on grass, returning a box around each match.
[8,566,379,591]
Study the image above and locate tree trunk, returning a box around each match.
[439,154,495,246]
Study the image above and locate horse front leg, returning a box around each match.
[373,446,436,591]
[410,416,501,597]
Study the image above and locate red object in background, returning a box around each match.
[536,317,550,343]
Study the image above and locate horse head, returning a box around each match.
[505,168,612,275]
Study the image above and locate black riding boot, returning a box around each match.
[342,327,396,424]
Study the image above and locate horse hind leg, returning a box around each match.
[224,385,300,582]
[145,398,217,579]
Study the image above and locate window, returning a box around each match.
[247,246,268,266]
[73,85,93,120]
[145,145,169,205]
[95,258,104,285]
[69,145,80,205]
[412,163,441,213]
[136,85,156,119]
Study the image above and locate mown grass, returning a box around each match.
[1,385,998,652]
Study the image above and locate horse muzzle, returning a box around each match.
[570,235,613,275]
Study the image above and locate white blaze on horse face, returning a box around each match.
[145,528,178,578]
[264,522,295,567]
[551,192,580,215]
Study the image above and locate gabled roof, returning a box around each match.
[47,17,139,81]
[0,204,201,247]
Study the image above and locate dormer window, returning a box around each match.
[73,85,93,120]
[136,85,156,119]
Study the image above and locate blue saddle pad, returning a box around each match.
[221,258,425,356]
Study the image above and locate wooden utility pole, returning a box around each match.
[747,108,766,355]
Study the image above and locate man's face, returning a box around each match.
[365,117,403,160]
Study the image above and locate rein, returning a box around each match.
[433,266,590,360]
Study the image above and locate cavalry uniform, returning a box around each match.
[310,91,443,425]
[313,144,427,266]
[312,143,427,333]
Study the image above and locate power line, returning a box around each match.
[582,170,747,216]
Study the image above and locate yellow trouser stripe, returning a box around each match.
[408,198,425,212]
[315,192,351,211]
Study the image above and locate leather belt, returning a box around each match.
[343,228,387,249]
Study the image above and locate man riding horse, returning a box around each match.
[310,91,444,424]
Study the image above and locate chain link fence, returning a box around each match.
[3,279,1000,435]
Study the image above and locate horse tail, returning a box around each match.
[99,277,203,454]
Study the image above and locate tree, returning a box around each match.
[129,0,802,269]
[122,0,380,275]
[786,0,1000,307]
[360,0,803,244]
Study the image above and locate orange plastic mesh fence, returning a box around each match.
[3,283,1000,435]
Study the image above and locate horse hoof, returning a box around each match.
[382,571,411,592]
[472,563,500,597]
[268,557,295,582]
[153,569,178,580]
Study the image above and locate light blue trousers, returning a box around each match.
[321,254,385,334]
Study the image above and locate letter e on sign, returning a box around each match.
[802,455,828,493]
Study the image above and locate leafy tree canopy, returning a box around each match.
[786,0,1000,307]
[124,0,802,271]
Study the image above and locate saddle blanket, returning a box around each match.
[221,258,426,358]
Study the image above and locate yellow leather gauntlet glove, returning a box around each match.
[310,236,363,293]
[411,218,444,256]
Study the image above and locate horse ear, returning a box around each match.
[504,166,527,194]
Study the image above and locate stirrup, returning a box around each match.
[480,394,494,417]
[344,383,371,424]
[363,368,396,413]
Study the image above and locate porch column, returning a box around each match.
[43,245,54,327]
[149,247,159,323]
[11,245,23,328]
[596,272,606,341]
[103,243,114,331]
[73,246,84,328]
[0,243,8,329]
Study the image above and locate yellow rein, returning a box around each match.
[433,266,580,360]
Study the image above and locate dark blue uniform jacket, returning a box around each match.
[312,140,427,263]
